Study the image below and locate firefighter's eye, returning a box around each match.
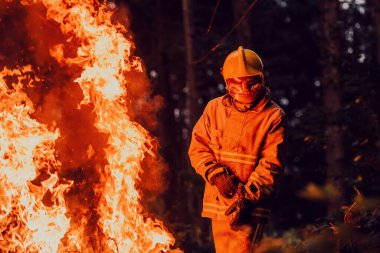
[247,81,260,90]
[247,81,256,87]
[250,76,262,85]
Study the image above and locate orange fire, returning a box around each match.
[0,0,174,252]
[0,66,72,252]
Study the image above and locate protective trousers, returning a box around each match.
[212,219,265,253]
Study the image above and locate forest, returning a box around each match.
[0,0,379,252]
[126,0,380,252]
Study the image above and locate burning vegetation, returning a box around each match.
[0,0,174,252]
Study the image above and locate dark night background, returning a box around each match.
[1,0,380,252]
[125,0,380,252]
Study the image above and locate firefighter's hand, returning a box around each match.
[206,163,239,199]
[225,197,254,230]
[243,180,259,202]
[244,180,275,202]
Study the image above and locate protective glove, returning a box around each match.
[224,182,259,230]
[244,179,275,202]
[224,196,254,230]
[206,163,239,199]
[243,180,260,201]
[225,181,273,231]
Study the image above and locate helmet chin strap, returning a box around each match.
[230,85,266,112]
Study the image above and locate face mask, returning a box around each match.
[226,75,264,104]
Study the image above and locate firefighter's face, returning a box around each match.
[226,75,263,104]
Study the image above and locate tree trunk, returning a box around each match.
[154,0,175,187]
[182,0,198,127]
[319,0,345,217]
[370,0,380,67]
[182,0,199,217]
[368,0,380,152]
[232,0,253,46]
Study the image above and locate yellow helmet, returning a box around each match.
[222,46,264,81]
[222,46,265,105]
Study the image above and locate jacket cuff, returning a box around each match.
[244,179,261,201]
[247,171,276,201]
[205,163,225,182]
[196,160,217,182]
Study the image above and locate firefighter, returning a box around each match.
[188,46,287,252]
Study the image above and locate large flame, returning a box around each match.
[0,0,174,252]
[0,66,71,252]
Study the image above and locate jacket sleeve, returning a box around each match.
[188,104,218,182]
[247,111,287,202]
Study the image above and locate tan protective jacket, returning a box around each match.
[188,91,286,220]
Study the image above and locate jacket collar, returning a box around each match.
[251,87,270,113]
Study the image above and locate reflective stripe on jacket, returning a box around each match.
[188,92,287,220]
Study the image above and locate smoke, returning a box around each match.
[107,2,169,197]
[123,69,169,195]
